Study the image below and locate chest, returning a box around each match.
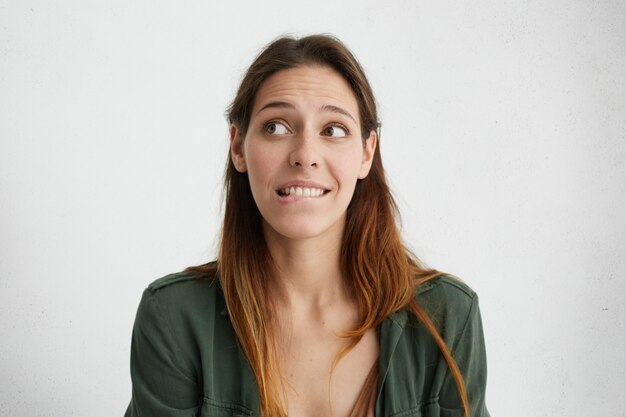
[205,306,448,417]
[278,326,379,417]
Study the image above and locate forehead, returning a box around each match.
[252,65,360,116]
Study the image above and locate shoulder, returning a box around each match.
[146,264,219,298]
[410,274,482,342]
[399,275,489,414]
[416,273,478,307]
[136,262,223,332]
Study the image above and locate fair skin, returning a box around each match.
[230,65,379,417]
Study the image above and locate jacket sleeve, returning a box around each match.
[438,294,490,417]
[124,288,201,417]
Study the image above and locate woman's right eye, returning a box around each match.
[264,121,290,135]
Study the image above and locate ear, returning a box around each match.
[358,130,377,179]
[230,124,247,173]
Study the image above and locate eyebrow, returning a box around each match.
[255,101,357,124]
[320,104,357,124]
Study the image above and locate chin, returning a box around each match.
[263,217,343,242]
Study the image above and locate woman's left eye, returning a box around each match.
[322,125,348,138]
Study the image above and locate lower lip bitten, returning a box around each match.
[276,186,330,200]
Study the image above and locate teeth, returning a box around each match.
[280,186,326,197]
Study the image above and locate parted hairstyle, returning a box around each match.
[187,34,470,417]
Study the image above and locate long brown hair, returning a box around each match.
[187,34,469,417]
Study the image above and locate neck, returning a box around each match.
[262,219,351,311]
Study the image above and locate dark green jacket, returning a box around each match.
[124,270,489,417]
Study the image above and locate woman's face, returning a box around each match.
[230,65,377,242]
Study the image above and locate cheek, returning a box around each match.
[332,146,364,185]
[245,141,279,188]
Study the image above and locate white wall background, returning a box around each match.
[1,1,625,416]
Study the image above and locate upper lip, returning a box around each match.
[275,180,331,191]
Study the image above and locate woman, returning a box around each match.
[125,34,489,417]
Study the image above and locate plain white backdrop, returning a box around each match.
[1,1,625,416]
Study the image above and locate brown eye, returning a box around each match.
[322,125,347,138]
[265,121,290,135]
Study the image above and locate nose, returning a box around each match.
[289,130,318,168]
